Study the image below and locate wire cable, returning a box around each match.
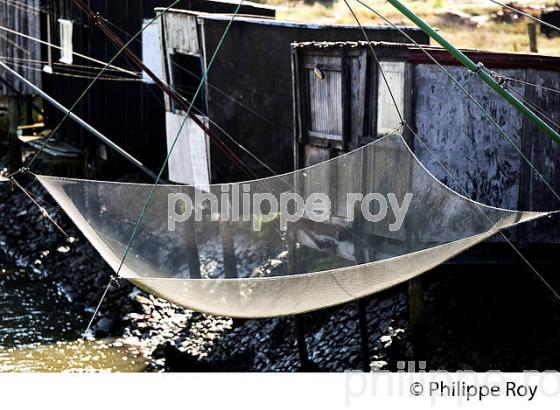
[0,23,140,77]
[0,58,143,81]
[0,31,32,56]
[490,71,560,95]
[508,86,560,130]
[9,176,71,240]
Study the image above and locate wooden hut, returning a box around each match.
[157,9,429,185]
[291,41,560,248]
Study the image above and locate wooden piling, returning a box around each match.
[286,223,312,371]
[353,204,371,372]
[358,299,371,372]
[294,315,312,371]
[183,197,201,279]
[185,221,201,279]
[528,23,538,53]
[220,219,238,279]
[408,277,427,361]
[8,97,22,171]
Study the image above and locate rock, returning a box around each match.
[379,335,392,343]
[370,360,388,371]
[94,317,114,337]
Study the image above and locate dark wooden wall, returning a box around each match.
[0,0,42,96]
[40,0,169,174]
[198,17,428,182]
[39,0,275,176]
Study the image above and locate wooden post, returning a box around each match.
[182,196,201,279]
[185,221,201,279]
[358,299,370,372]
[8,97,22,171]
[294,314,312,371]
[408,277,427,361]
[353,204,371,372]
[528,23,538,53]
[220,220,238,278]
[286,222,312,371]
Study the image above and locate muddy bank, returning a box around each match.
[3,159,560,372]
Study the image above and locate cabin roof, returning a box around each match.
[155,7,424,32]
[291,40,560,70]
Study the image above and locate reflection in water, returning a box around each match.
[0,339,146,372]
[0,267,146,372]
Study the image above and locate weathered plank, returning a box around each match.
[523,69,560,243]
[413,65,526,211]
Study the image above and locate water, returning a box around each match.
[0,267,146,372]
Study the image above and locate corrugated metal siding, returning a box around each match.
[0,0,42,95]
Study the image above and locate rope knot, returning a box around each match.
[471,62,485,75]
[110,275,121,287]
[92,13,107,26]
[490,72,509,89]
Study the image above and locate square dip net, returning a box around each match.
[37,134,550,317]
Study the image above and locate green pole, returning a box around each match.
[386,0,560,145]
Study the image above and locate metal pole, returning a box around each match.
[0,60,158,180]
[386,0,560,145]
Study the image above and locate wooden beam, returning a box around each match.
[8,97,22,171]
[408,277,427,361]
[528,23,538,53]
[294,315,312,371]
[220,220,238,279]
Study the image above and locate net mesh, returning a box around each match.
[37,134,550,317]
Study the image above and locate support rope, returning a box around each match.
[0,24,139,76]
[490,72,560,95]
[9,177,71,240]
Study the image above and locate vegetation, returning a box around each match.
[258,0,560,55]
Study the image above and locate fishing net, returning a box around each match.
[37,134,551,317]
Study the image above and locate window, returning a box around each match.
[58,19,73,65]
[377,61,405,135]
[169,53,206,114]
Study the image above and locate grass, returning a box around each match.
[254,0,560,55]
